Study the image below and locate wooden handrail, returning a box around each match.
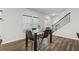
[53,12,71,26]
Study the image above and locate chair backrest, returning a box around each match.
[43,30,50,38]
[45,27,50,30]
[43,27,51,38]
[26,30,33,40]
[76,33,79,38]
[0,39,2,45]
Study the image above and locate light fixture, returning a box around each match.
[51,13,56,16]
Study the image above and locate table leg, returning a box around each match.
[34,33,37,51]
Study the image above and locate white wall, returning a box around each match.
[52,9,70,24]
[53,8,79,40]
[0,8,48,44]
[44,16,52,29]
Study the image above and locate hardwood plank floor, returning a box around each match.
[0,35,79,51]
[49,35,79,51]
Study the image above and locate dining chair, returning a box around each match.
[26,30,34,51]
[38,29,50,50]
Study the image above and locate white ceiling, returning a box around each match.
[29,8,66,16]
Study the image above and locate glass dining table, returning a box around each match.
[25,29,52,51]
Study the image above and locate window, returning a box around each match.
[23,15,32,31]
[44,19,49,28]
[23,15,41,32]
[32,17,41,32]
[0,10,3,20]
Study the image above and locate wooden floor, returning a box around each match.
[0,39,26,51]
[0,35,79,51]
[49,35,79,51]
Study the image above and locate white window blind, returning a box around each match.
[33,17,41,32]
[23,15,41,32]
[23,15,32,31]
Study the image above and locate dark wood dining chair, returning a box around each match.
[26,30,33,50]
[0,39,2,45]
[38,29,51,50]
[76,33,79,38]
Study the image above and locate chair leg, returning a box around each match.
[50,30,52,43]
[34,33,37,51]
[26,34,28,51]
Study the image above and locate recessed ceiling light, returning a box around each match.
[51,13,56,16]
